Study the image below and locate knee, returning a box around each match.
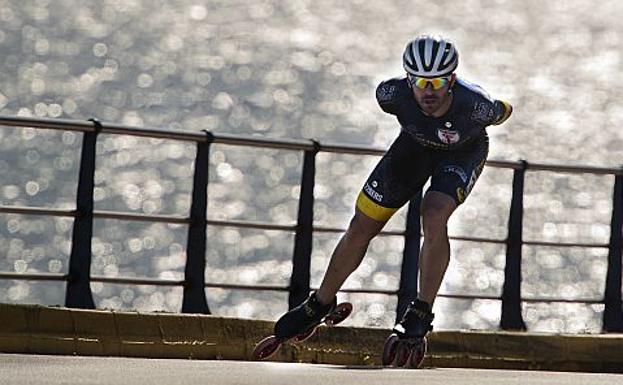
[345,211,384,244]
[421,205,449,242]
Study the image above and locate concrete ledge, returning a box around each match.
[1,303,622,373]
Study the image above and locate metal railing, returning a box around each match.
[0,115,621,331]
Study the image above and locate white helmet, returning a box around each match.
[402,35,458,78]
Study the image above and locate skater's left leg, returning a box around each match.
[392,191,455,339]
[417,191,456,305]
[418,138,488,306]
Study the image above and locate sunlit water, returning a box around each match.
[1,0,622,333]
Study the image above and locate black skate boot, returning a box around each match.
[394,299,434,339]
[274,292,337,340]
[252,292,353,360]
[382,299,434,368]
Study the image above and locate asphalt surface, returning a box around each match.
[1,354,621,385]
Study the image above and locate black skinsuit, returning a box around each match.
[356,77,512,221]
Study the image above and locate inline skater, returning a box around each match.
[256,34,513,366]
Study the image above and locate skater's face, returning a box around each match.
[408,73,455,116]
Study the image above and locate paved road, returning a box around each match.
[1,354,621,385]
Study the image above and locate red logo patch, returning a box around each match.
[437,129,460,144]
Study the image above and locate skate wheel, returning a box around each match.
[405,337,427,369]
[293,326,317,343]
[252,335,282,360]
[325,302,353,326]
[394,341,410,367]
[381,334,399,366]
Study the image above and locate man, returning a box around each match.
[272,34,512,362]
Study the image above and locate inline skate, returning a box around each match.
[382,299,434,368]
[252,292,353,360]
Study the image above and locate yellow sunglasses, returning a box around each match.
[408,75,451,91]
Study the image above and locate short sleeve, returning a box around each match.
[470,98,513,126]
[491,100,513,125]
[375,79,404,115]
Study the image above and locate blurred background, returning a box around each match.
[0,0,622,333]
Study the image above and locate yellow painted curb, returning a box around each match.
[1,303,622,373]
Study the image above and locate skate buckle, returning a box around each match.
[304,302,315,317]
[393,324,406,334]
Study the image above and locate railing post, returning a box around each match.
[288,141,320,309]
[603,170,623,332]
[396,192,423,323]
[501,160,527,330]
[182,131,213,314]
[65,118,101,308]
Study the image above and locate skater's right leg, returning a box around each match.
[274,133,428,339]
[314,133,430,306]
[274,209,386,339]
[315,134,427,306]
[315,208,386,305]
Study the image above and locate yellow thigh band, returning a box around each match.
[355,192,398,222]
